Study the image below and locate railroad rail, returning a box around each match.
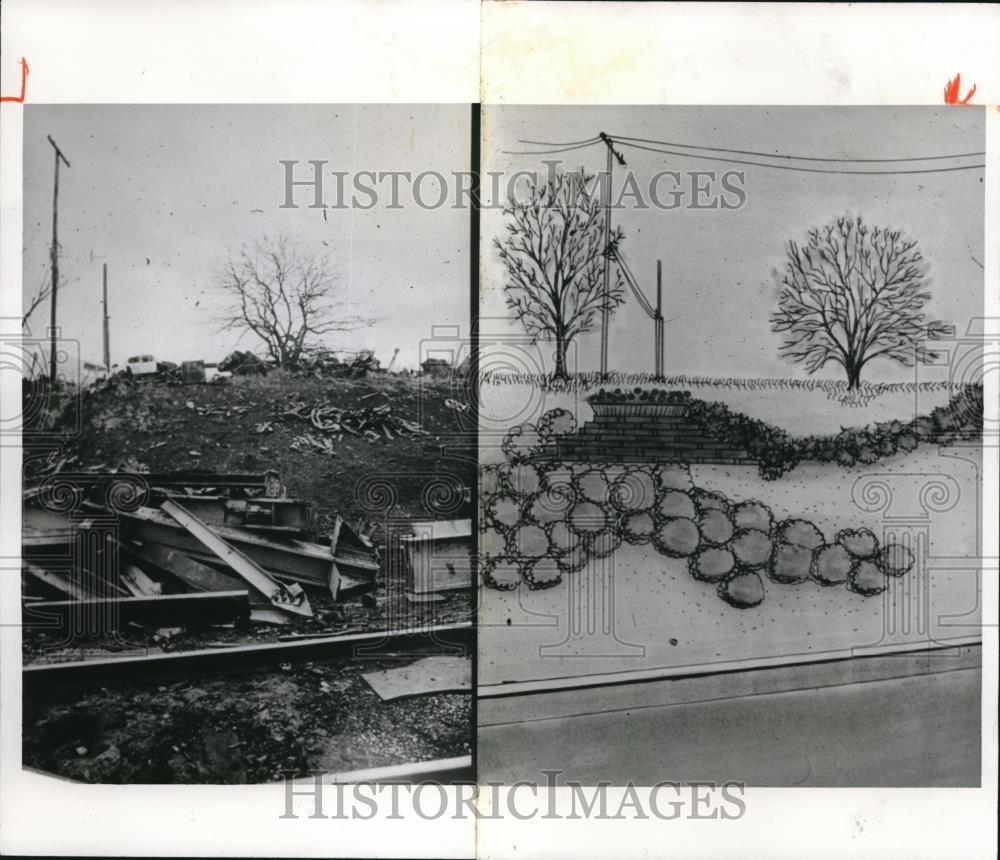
[23,621,473,694]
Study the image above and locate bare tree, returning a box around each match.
[217,234,368,369]
[495,170,625,379]
[770,215,950,389]
[22,275,52,328]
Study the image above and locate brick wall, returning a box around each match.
[546,411,758,465]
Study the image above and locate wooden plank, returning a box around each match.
[160,500,312,618]
[362,656,471,700]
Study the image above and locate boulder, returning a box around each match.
[733,500,773,533]
[732,528,773,568]
[878,543,915,577]
[836,527,879,559]
[718,571,765,608]
[697,508,735,546]
[768,543,813,584]
[653,517,701,558]
[848,559,888,596]
[690,547,736,582]
[655,489,697,521]
[812,544,853,585]
[775,518,824,550]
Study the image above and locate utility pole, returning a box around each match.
[655,259,664,380]
[47,134,70,387]
[598,132,626,379]
[102,263,111,371]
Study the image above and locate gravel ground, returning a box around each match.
[23,656,472,784]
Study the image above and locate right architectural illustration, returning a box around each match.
[477,105,986,786]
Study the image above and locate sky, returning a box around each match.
[480,106,985,382]
[22,104,471,371]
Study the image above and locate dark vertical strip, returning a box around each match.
[469,101,481,783]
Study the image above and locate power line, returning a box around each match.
[519,136,602,147]
[614,139,985,176]
[505,134,985,174]
[501,140,601,155]
[612,133,985,164]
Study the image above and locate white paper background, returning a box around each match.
[2,1,998,858]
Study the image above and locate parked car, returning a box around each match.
[126,354,157,376]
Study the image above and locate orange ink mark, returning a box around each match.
[944,73,976,105]
[0,57,29,104]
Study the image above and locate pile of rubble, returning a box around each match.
[22,470,380,636]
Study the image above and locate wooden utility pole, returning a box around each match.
[598,132,626,379]
[47,134,71,387]
[102,263,111,371]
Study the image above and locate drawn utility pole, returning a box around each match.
[47,134,71,386]
[655,260,664,380]
[102,263,111,372]
[598,132,626,378]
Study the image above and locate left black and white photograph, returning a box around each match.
[18,104,476,784]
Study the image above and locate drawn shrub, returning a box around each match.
[508,524,549,561]
[498,461,543,497]
[621,510,656,544]
[768,543,813,584]
[656,463,694,493]
[847,559,888,596]
[652,517,701,558]
[654,489,697,522]
[691,488,730,514]
[567,500,611,535]
[589,528,623,559]
[523,559,563,590]
[812,543,853,585]
[718,570,766,608]
[611,466,658,513]
[878,543,915,577]
[689,546,736,582]
[527,483,577,525]
[775,518,824,549]
[480,554,520,590]
[574,467,613,506]
[536,407,577,444]
[731,528,773,568]
[501,422,543,463]
[696,508,735,546]
[836,527,879,559]
[485,492,521,532]
[732,500,774,534]
[479,464,501,497]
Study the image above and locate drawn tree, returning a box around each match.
[217,234,369,369]
[770,215,950,389]
[495,170,625,379]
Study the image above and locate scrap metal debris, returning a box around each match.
[362,656,472,701]
[21,468,380,638]
[282,399,428,446]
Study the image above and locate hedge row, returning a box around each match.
[676,384,980,479]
